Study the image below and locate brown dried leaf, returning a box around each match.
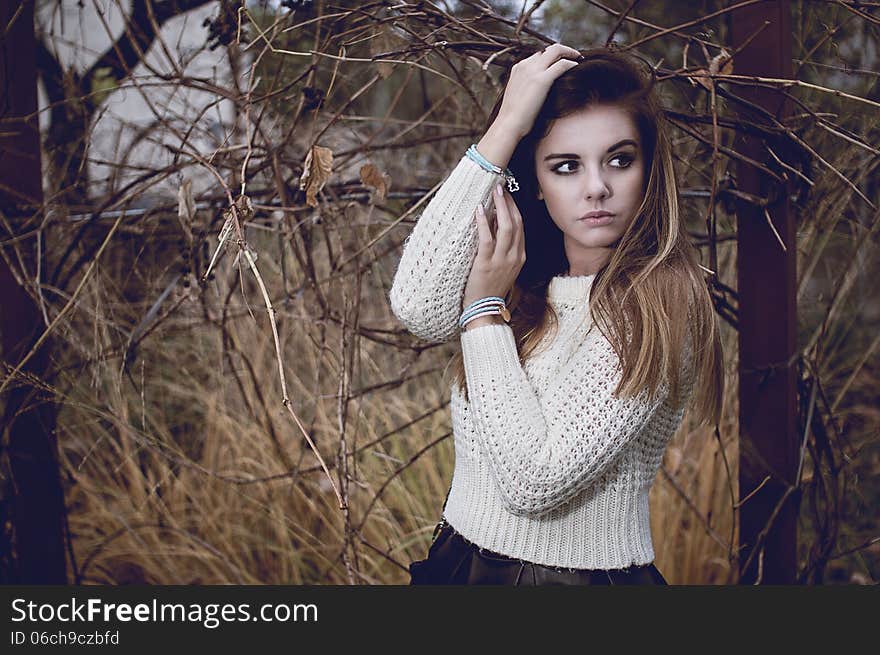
[360,163,390,201]
[299,145,333,208]
[709,49,734,76]
[177,178,195,246]
[694,50,734,90]
[234,194,254,221]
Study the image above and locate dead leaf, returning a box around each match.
[695,50,733,90]
[235,194,254,221]
[299,145,333,208]
[360,163,390,201]
[709,49,734,76]
[177,178,195,245]
[204,195,253,280]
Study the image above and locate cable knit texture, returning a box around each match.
[390,154,694,570]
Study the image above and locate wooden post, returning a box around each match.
[730,0,799,583]
[0,0,67,583]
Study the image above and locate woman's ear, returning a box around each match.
[537,186,543,200]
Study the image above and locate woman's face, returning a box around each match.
[533,103,646,275]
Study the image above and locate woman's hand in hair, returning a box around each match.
[497,42,582,139]
[463,183,525,309]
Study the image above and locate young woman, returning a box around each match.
[390,44,724,585]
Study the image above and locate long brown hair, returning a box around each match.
[448,46,724,428]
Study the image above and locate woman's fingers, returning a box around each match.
[477,185,525,266]
[520,43,581,74]
[493,184,525,259]
[509,192,524,257]
[507,192,525,261]
[493,184,514,255]
[538,42,581,63]
[474,203,494,259]
[546,57,581,78]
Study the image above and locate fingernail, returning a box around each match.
[495,183,502,195]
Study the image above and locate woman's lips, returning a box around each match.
[579,214,614,226]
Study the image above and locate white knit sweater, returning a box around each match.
[390,153,694,570]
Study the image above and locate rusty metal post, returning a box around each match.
[0,0,67,582]
[730,1,799,583]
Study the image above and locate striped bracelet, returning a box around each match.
[460,308,504,329]
[466,144,520,193]
[459,297,511,328]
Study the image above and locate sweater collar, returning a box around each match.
[547,273,596,305]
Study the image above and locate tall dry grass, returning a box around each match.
[54,239,456,583]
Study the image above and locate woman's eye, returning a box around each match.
[553,161,578,174]
[553,154,634,174]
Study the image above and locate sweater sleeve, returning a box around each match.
[460,322,677,517]
[389,154,506,343]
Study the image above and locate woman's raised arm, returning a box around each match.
[388,121,522,343]
[390,44,581,342]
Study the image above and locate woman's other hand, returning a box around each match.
[463,183,526,309]
[496,43,582,139]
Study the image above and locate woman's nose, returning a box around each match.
[583,169,610,199]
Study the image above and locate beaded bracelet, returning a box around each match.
[466,144,520,193]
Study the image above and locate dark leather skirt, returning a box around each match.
[409,518,668,585]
